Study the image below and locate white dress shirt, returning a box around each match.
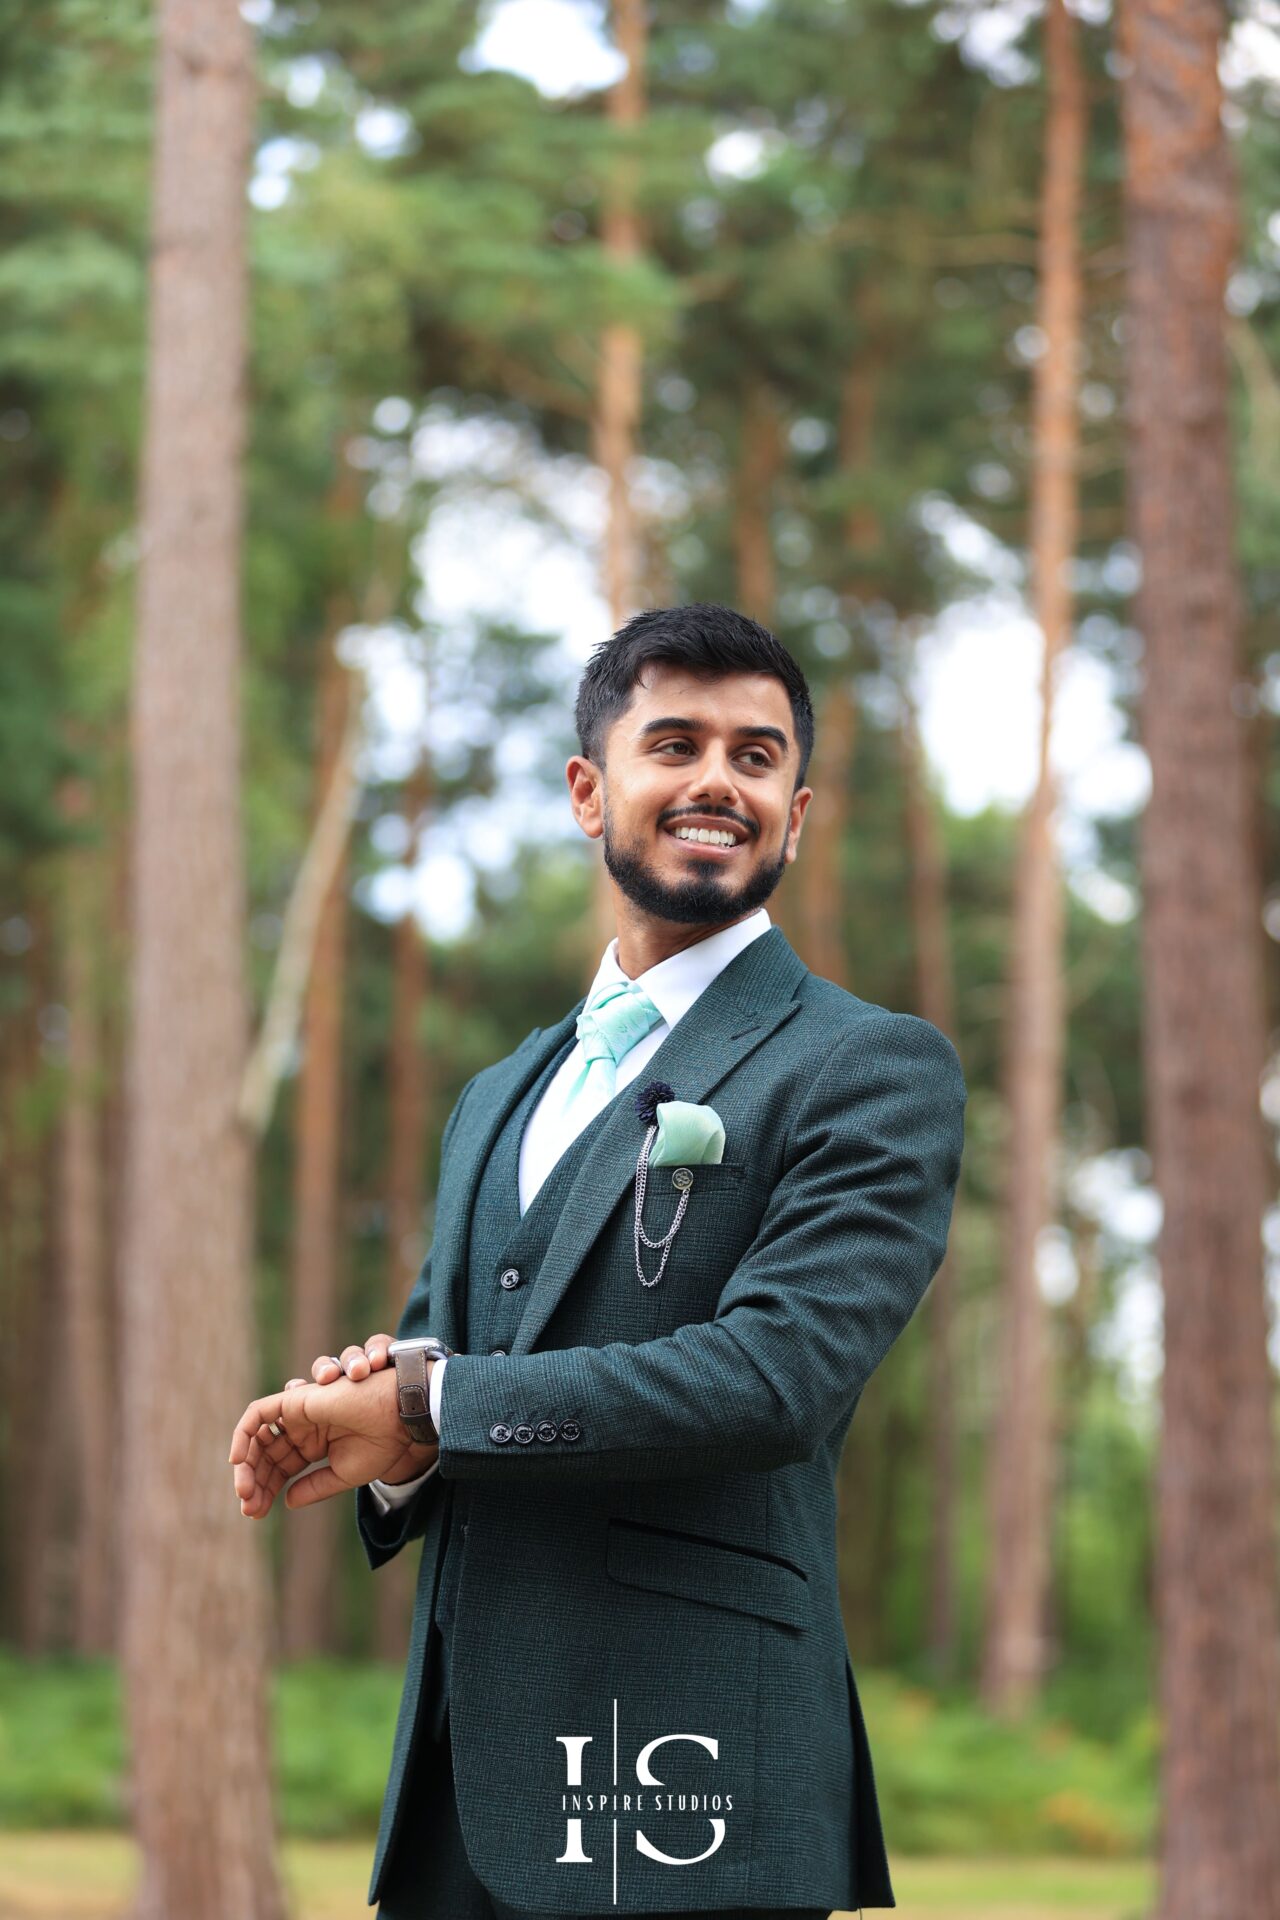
[367,908,772,1514]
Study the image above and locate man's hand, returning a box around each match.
[307,1334,397,1389]
[303,1332,435,1482]
[228,1360,438,1519]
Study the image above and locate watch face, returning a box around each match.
[390,1337,442,1356]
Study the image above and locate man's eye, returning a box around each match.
[658,741,770,766]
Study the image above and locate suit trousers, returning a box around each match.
[376,1639,833,1920]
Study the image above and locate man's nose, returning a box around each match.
[689,747,741,801]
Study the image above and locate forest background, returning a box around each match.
[2,0,1279,1917]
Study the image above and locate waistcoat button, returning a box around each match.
[559,1419,582,1442]
[489,1423,513,1445]
[513,1424,535,1444]
[499,1268,521,1289]
[490,1346,508,1357]
[535,1421,557,1443]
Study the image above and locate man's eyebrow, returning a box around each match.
[634,715,790,754]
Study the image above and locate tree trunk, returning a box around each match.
[59,781,117,1653]
[799,680,855,988]
[899,663,964,1681]
[980,0,1083,1719]
[733,380,783,627]
[591,0,647,968]
[1119,1,1280,1910]
[120,2,286,1914]
[732,375,804,949]
[374,753,433,1662]
[594,0,646,631]
[1,905,60,1650]
[281,644,355,1658]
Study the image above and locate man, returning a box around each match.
[230,603,967,1920]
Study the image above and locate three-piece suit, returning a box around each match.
[354,918,966,1916]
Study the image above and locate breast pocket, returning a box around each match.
[633,1161,771,1326]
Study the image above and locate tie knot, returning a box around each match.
[576,979,663,1069]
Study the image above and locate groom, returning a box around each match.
[230,603,967,1920]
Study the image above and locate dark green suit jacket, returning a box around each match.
[357,924,966,1913]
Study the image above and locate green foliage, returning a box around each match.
[860,1669,1154,1859]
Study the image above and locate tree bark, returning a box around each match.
[899,664,964,1681]
[1,904,60,1650]
[733,380,783,627]
[374,753,434,1661]
[59,780,117,1653]
[980,0,1083,1719]
[120,2,286,1914]
[280,645,355,1658]
[591,0,648,968]
[1119,1,1280,1910]
[594,0,646,631]
[799,678,855,987]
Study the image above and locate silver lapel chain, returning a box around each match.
[633,1124,694,1287]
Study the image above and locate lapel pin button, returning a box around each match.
[672,1167,694,1191]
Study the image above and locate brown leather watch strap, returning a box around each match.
[390,1338,450,1445]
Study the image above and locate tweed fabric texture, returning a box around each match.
[356,925,966,1915]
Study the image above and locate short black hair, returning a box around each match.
[574,603,815,792]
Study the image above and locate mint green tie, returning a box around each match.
[561,978,665,1116]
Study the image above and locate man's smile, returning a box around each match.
[661,813,752,860]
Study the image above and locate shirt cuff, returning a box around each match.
[367,1356,447,1514]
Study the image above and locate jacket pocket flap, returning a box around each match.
[606,1520,809,1630]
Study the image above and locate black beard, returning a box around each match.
[601,803,790,927]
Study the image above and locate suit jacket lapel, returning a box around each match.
[431,1007,583,1352]
[512,925,808,1355]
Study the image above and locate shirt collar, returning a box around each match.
[590,908,772,1033]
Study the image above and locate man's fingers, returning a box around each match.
[228,1385,303,1465]
[284,1462,346,1510]
[311,1335,394,1384]
[234,1422,307,1496]
[313,1342,371,1383]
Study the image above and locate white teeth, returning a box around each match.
[672,826,737,846]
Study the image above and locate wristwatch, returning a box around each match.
[387,1336,453,1445]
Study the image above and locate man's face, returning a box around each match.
[569,664,812,927]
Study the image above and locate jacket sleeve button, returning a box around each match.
[559,1419,582,1442]
[535,1421,558,1443]
[513,1423,536,1444]
[489,1423,513,1444]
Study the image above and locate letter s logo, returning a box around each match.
[634,1734,725,1865]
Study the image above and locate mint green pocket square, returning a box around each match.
[647,1100,726,1166]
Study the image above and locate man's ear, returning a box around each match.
[567,755,605,841]
[785,786,813,863]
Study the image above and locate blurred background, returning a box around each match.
[1,0,1278,1916]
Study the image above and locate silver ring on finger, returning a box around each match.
[268,1422,283,1437]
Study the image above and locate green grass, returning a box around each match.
[0,1833,1156,1920]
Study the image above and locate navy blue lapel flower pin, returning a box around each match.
[630,1079,727,1287]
